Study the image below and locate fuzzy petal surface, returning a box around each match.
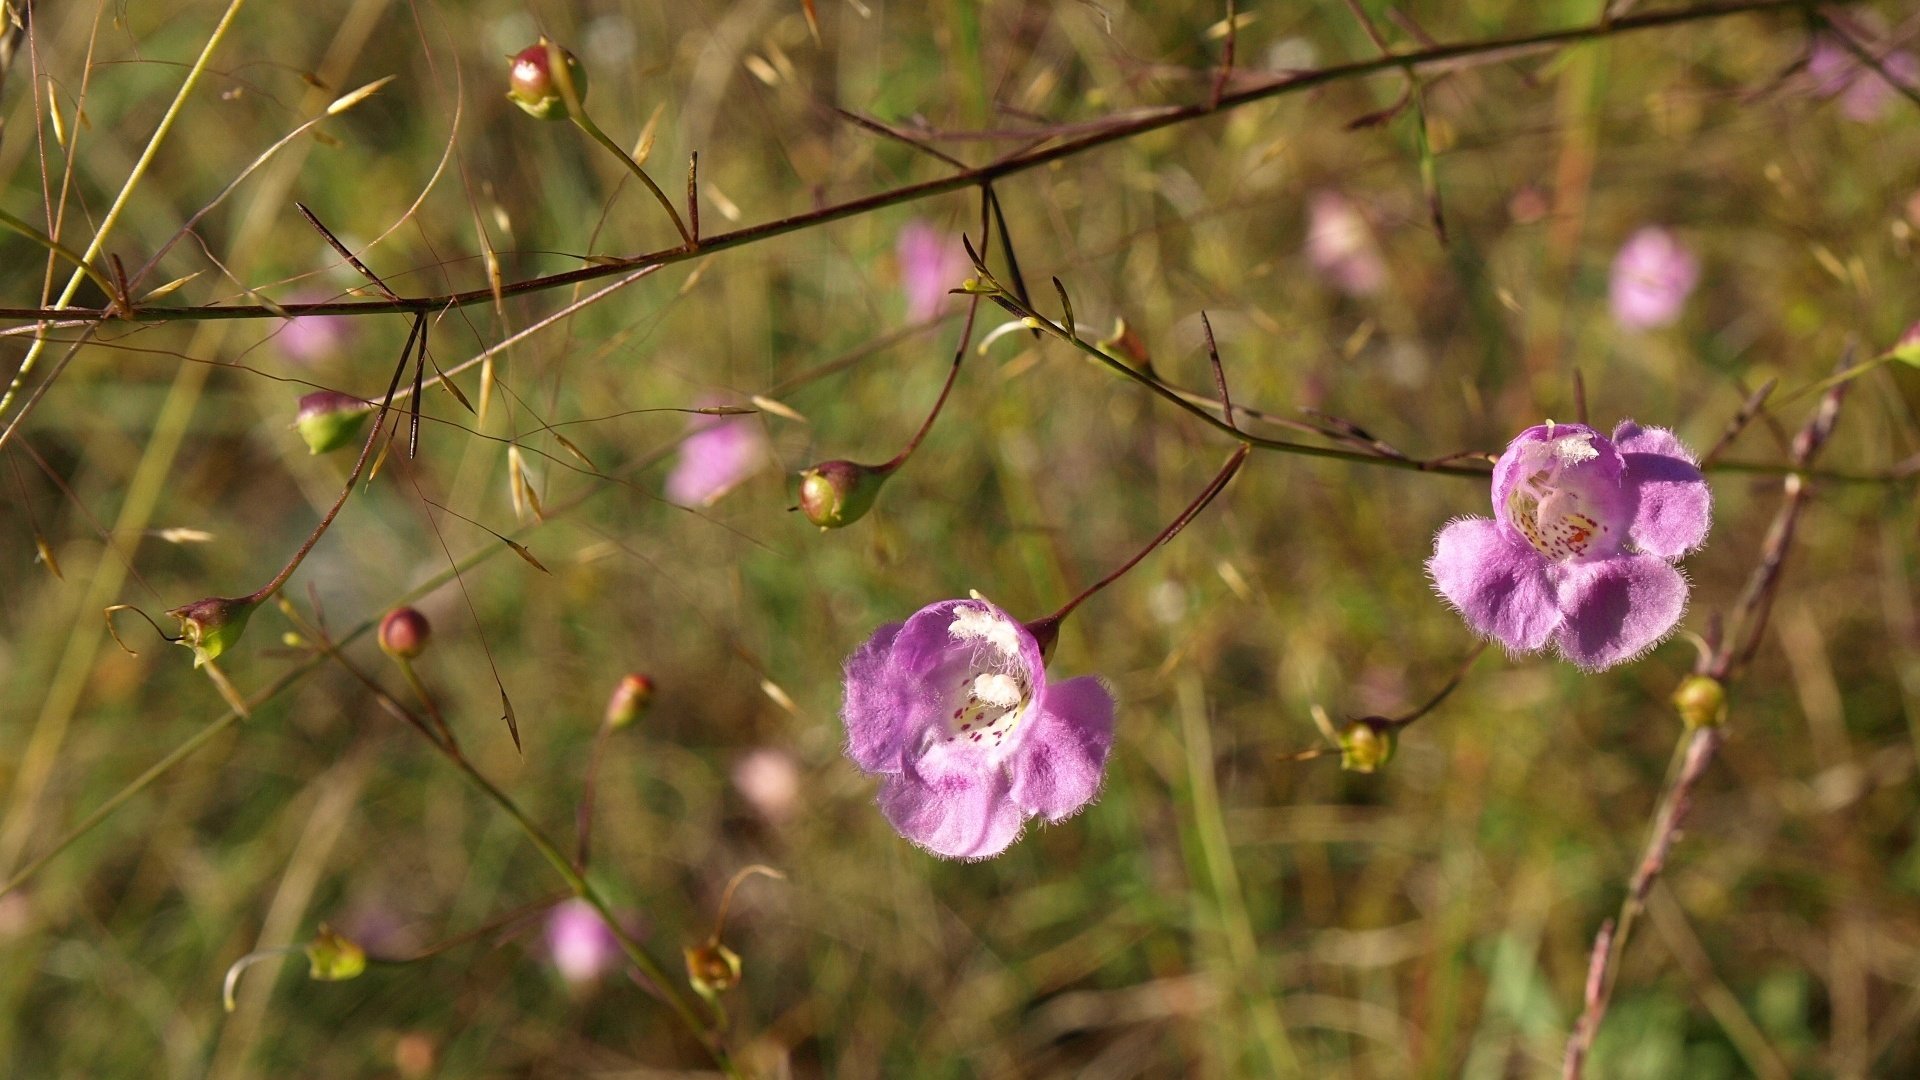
[1613,421,1712,559]
[1554,555,1688,670]
[1009,676,1115,823]
[841,621,909,772]
[877,745,1025,860]
[1429,517,1563,653]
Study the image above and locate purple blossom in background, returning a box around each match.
[545,898,620,987]
[1428,421,1711,671]
[841,595,1115,859]
[274,292,352,365]
[1609,227,1699,330]
[1305,191,1387,297]
[1809,34,1920,123]
[896,220,972,323]
[664,407,768,507]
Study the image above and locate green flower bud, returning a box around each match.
[604,673,655,729]
[295,391,371,455]
[797,460,889,529]
[1338,719,1396,774]
[684,940,742,997]
[379,607,432,660]
[1671,675,1727,730]
[166,596,257,668]
[507,39,587,121]
[305,925,367,982]
[1893,321,1920,367]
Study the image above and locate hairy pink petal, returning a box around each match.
[1554,555,1688,671]
[877,745,1024,860]
[1613,421,1712,558]
[1009,676,1115,822]
[1429,517,1563,653]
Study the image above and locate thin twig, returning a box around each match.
[1562,349,1853,1079]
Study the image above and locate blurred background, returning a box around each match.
[0,0,1917,1075]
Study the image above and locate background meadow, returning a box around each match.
[0,0,1917,1076]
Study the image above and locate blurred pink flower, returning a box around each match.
[1305,191,1387,297]
[732,748,801,825]
[1609,227,1698,330]
[1809,34,1919,123]
[545,898,619,986]
[274,292,352,365]
[896,220,971,323]
[665,407,768,507]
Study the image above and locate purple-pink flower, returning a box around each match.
[1428,421,1711,671]
[545,898,620,987]
[896,220,972,323]
[1809,33,1920,123]
[841,595,1115,859]
[1305,191,1387,297]
[664,407,768,507]
[1609,227,1699,331]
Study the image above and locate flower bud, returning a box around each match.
[1893,321,1920,367]
[294,391,371,455]
[379,607,431,660]
[1671,675,1727,730]
[684,940,742,997]
[797,459,889,529]
[507,39,587,121]
[1338,718,1396,774]
[604,673,655,729]
[305,924,367,982]
[166,596,257,668]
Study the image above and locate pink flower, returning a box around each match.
[1609,227,1699,330]
[545,899,619,986]
[274,292,352,365]
[1428,422,1710,671]
[1305,191,1387,297]
[896,220,971,323]
[732,748,801,824]
[841,595,1115,859]
[1809,33,1920,123]
[664,408,767,507]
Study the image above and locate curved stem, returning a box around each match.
[1029,444,1250,653]
[882,295,980,471]
[570,113,694,248]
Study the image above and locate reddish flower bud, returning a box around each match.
[165,596,258,668]
[295,390,371,455]
[797,459,889,529]
[507,39,587,121]
[379,607,432,659]
[604,673,655,729]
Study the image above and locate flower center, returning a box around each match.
[1504,432,1621,562]
[941,604,1034,752]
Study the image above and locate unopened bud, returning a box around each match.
[507,39,587,121]
[166,596,257,668]
[1893,321,1920,367]
[294,391,371,455]
[379,607,431,660]
[797,459,889,529]
[1338,719,1396,774]
[684,940,741,996]
[305,924,367,982]
[604,673,655,729]
[1671,675,1727,730]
